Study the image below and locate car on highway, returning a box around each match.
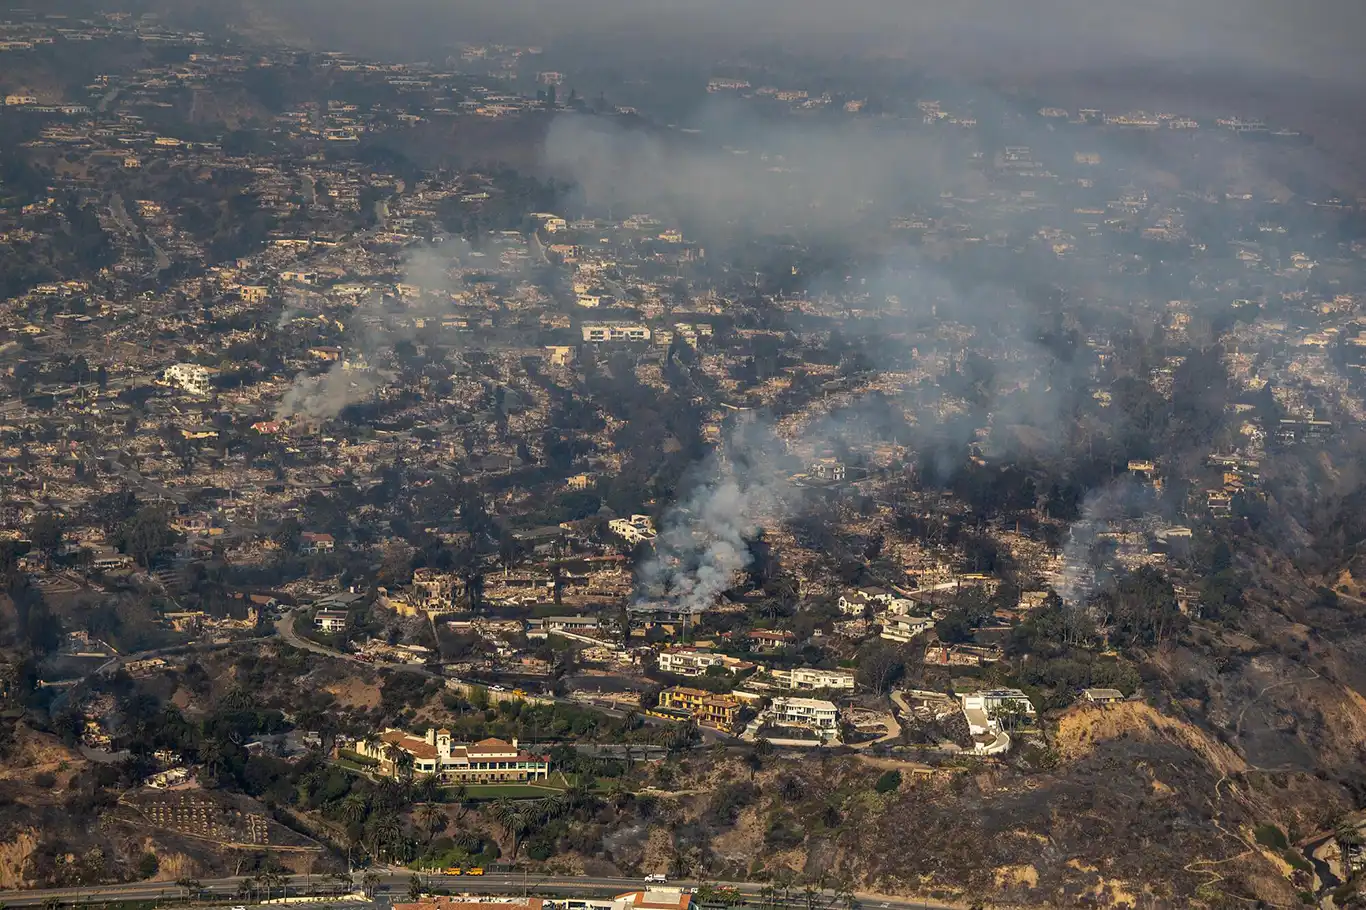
[444,867,462,875]
[644,874,668,883]
[466,868,484,876]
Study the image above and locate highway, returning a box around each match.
[0,872,961,910]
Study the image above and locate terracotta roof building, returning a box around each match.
[396,899,543,910]
[613,890,694,910]
[354,730,550,783]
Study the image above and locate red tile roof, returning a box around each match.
[394,900,542,910]
[614,891,693,910]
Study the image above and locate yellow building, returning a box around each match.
[657,686,742,729]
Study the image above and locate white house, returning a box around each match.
[609,514,657,544]
[582,322,651,343]
[531,212,567,233]
[961,689,1035,734]
[765,696,840,737]
[658,647,753,678]
[314,609,349,633]
[768,667,856,691]
[163,363,212,396]
[880,614,934,643]
[1082,688,1125,705]
[808,459,846,482]
[839,587,914,616]
[534,615,600,634]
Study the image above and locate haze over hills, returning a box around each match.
[0,1,1365,908]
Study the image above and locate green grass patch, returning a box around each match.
[1283,850,1312,873]
[458,783,565,800]
[1254,824,1289,850]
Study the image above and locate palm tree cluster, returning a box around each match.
[488,776,598,861]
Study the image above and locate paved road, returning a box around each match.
[0,872,961,910]
[276,611,442,679]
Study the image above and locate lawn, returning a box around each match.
[456,783,564,800]
[331,763,582,800]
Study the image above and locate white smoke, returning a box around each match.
[275,288,309,329]
[275,362,384,420]
[1055,476,1164,610]
[634,424,792,615]
[271,239,478,422]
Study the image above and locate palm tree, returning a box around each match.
[452,783,471,819]
[418,803,446,843]
[222,687,256,714]
[533,795,567,821]
[340,792,369,827]
[376,778,408,812]
[490,797,519,832]
[360,871,381,898]
[198,738,225,782]
[1336,821,1364,876]
[565,776,595,810]
[366,812,404,862]
[394,750,416,786]
[491,798,535,861]
[606,778,631,809]
[417,774,441,806]
[256,870,285,900]
[407,874,424,902]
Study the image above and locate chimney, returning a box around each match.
[425,729,436,746]
[511,737,518,750]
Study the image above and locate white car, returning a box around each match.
[644,874,668,884]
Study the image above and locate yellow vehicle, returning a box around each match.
[466,868,484,876]
[444,867,462,876]
[512,689,527,697]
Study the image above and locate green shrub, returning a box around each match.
[338,749,380,767]
[1283,850,1311,872]
[1254,824,1288,850]
[874,770,902,794]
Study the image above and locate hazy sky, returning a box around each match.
[249,0,1366,85]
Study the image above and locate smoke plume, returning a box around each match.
[634,422,792,615]
[275,362,383,420]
